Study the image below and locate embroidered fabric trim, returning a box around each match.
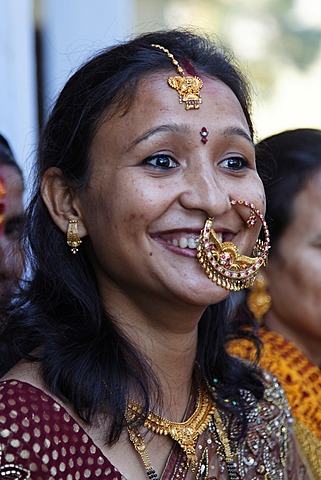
[229,327,321,477]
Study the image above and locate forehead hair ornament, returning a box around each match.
[151,44,203,110]
[197,200,270,291]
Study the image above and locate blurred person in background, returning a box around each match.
[0,134,25,300]
[231,128,321,479]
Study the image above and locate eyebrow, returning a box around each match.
[125,123,190,152]
[222,126,254,146]
[126,124,254,152]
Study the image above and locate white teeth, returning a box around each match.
[167,237,198,249]
[187,238,197,249]
[166,232,223,248]
[179,237,188,248]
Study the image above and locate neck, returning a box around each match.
[264,314,321,367]
[127,320,198,419]
[105,290,202,420]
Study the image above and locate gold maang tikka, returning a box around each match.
[151,44,203,110]
[197,200,270,291]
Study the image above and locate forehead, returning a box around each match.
[0,164,24,201]
[0,163,22,183]
[280,171,321,245]
[293,170,321,220]
[92,73,250,153]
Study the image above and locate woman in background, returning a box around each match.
[234,128,321,479]
[0,134,24,300]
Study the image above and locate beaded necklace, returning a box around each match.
[125,388,238,480]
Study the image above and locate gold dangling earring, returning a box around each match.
[246,272,271,323]
[67,219,82,254]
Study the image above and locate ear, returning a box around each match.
[41,167,88,238]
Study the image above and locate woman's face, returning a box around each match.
[265,170,321,346]
[0,164,24,297]
[77,74,265,313]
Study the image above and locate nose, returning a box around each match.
[179,167,231,218]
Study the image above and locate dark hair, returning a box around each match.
[256,128,321,248]
[0,134,23,177]
[0,29,262,443]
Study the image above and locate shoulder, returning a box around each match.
[0,379,75,452]
[239,368,292,449]
[0,380,120,479]
[260,367,291,414]
[237,370,311,478]
[0,378,62,417]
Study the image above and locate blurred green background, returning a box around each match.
[135,0,321,139]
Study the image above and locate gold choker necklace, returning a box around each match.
[126,388,215,474]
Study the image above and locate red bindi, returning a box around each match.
[200,127,209,144]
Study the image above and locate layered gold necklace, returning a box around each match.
[125,388,236,480]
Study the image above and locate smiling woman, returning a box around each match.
[0,30,310,479]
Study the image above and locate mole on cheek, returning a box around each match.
[149,252,153,256]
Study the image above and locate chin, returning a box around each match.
[183,284,231,307]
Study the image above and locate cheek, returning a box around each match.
[249,183,265,213]
[287,256,321,293]
[232,176,265,215]
[256,190,266,213]
[114,182,173,224]
[267,253,301,299]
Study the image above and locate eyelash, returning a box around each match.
[144,154,179,170]
[220,156,250,171]
[143,154,250,172]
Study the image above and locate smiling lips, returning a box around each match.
[158,232,226,250]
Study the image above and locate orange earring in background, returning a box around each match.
[246,272,271,323]
[67,220,82,254]
[197,200,270,291]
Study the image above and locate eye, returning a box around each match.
[4,215,25,240]
[144,154,179,169]
[220,156,249,171]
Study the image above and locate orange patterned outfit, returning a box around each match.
[230,326,321,479]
